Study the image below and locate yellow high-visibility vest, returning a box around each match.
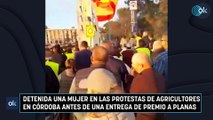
[45,61,59,77]
[135,36,142,42]
[135,36,142,47]
[65,53,74,60]
[136,47,151,58]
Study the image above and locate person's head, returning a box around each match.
[62,47,67,53]
[148,41,154,50]
[100,41,113,55]
[148,33,154,40]
[161,34,168,41]
[152,49,165,62]
[66,47,72,53]
[136,32,141,37]
[52,44,61,53]
[161,40,168,50]
[161,34,168,50]
[112,46,121,57]
[45,48,53,60]
[143,31,149,37]
[152,40,164,51]
[79,68,117,94]
[65,59,74,68]
[132,53,151,74]
[138,39,146,47]
[131,34,135,38]
[126,43,131,49]
[80,41,88,50]
[65,59,76,74]
[91,46,109,65]
[73,45,80,52]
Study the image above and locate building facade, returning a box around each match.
[45,29,77,45]
[77,0,100,47]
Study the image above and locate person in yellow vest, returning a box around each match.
[45,45,60,77]
[135,32,142,47]
[136,39,151,58]
[65,47,75,60]
[141,31,151,48]
[49,44,67,74]
[45,60,59,78]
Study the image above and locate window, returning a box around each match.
[79,6,83,12]
[81,25,84,31]
[94,25,97,31]
[87,16,91,22]
[80,16,83,22]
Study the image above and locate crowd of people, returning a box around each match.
[45,31,168,120]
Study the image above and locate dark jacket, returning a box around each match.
[105,56,128,89]
[45,66,59,93]
[121,49,134,68]
[50,53,67,73]
[74,49,91,71]
[130,68,165,120]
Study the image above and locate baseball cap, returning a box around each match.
[79,68,117,93]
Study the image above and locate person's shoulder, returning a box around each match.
[111,56,121,62]
[158,51,167,56]
[61,54,67,58]
[75,50,81,54]
[85,49,91,52]
[50,53,57,57]
[110,57,125,65]
[76,68,88,74]
[45,65,52,72]
[52,53,64,57]
[137,68,155,79]
[85,49,92,54]
[79,49,91,54]
[126,49,134,53]
[74,51,81,57]
[131,74,145,88]
[154,71,166,92]
[134,74,144,81]
[154,72,165,81]
[155,51,168,61]
[76,67,94,76]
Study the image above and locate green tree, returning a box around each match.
[117,8,131,36]
[103,8,131,38]
[126,0,168,39]
[103,21,122,38]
